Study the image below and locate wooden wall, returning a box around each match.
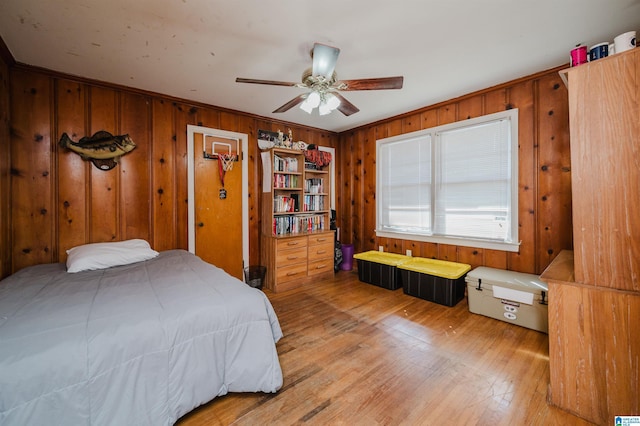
[2,58,571,278]
[4,65,337,277]
[0,41,11,280]
[336,67,572,275]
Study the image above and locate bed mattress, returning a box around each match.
[0,249,283,425]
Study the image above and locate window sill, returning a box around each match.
[375,230,520,253]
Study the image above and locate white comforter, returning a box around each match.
[0,250,283,425]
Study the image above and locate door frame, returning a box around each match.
[186,125,249,268]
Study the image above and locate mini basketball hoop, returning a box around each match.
[219,153,235,172]
[217,153,237,192]
[202,136,238,198]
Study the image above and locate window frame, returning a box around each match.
[375,109,520,252]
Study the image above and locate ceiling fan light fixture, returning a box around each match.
[325,92,340,110]
[318,102,331,116]
[300,91,322,114]
[237,42,403,117]
[307,91,321,108]
[319,93,341,116]
[300,98,314,114]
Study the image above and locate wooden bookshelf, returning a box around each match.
[260,148,334,292]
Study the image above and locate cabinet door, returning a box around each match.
[565,48,640,290]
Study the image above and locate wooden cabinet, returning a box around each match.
[261,148,334,292]
[563,48,640,291]
[541,48,640,425]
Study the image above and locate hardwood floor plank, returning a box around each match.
[177,270,593,425]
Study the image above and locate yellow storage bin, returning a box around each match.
[398,258,471,306]
[353,250,410,290]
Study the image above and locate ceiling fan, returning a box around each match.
[236,43,404,116]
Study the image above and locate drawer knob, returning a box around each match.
[315,264,326,269]
[317,238,327,242]
[286,271,299,276]
[287,241,299,246]
[287,255,298,260]
[317,250,326,254]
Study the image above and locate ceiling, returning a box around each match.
[1,0,639,133]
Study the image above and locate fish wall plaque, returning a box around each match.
[59,131,136,170]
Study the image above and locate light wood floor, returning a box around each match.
[177,269,592,426]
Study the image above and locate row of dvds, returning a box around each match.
[272,214,326,235]
[302,194,326,212]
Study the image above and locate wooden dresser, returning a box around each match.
[265,231,335,292]
[541,47,640,424]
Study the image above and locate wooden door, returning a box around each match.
[193,132,244,279]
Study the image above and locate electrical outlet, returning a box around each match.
[379,246,384,252]
[406,249,412,257]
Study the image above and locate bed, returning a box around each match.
[0,245,283,425]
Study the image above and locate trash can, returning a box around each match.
[340,244,355,271]
[244,265,266,289]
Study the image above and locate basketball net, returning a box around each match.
[217,153,234,188]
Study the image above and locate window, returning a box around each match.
[376,109,519,252]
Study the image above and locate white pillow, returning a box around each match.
[66,239,159,273]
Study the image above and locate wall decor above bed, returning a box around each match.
[59,130,136,170]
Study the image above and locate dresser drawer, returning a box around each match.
[276,246,307,266]
[308,241,334,262]
[276,262,308,284]
[308,234,333,246]
[276,236,308,251]
[308,258,334,276]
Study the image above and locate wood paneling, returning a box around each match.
[535,73,572,273]
[508,79,536,273]
[5,66,336,275]
[0,46,11,278]
[10,70,54,272]
[88,86,119,243]
[362,127,376,248]
[56,79,88,260]
[3,62,569,278]
[338,66,571,275]
[120,92,152,241]
[173,102,196,251]
[151,99,177,252]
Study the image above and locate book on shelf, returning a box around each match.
[304,178,324,193]
[303,194,325,212]
[273,194,300,213]
[271,214,326,236]
[273,174,299,189]
[273,154,298,172]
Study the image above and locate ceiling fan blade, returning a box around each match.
[236,77,297,87]
[312,43,340,79]
[332,92,360,116]
[272,94,307,113]
[338,76,404,91]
